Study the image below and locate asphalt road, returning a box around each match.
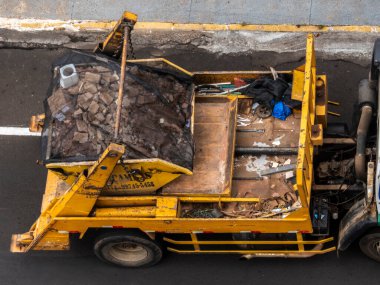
[0,48,378,285]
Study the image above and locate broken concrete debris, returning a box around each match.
[73,132,88,144]
[46,54,194,170]
[47,89,72,120]
[84,71,101,84]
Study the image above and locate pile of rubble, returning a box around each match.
[46,54,194,170]
[221,191,300,219]
[181,191,301,219]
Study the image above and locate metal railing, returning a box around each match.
[296,34,317,208]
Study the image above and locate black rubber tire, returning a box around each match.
[359,232,380,263]
[94,231,163,268]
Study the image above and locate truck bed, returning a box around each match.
[164,95,300,206]
[163,96,237,196]
[233,109,300,200]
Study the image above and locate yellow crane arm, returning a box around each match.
[94,11,137,59]
[11,143,125,252]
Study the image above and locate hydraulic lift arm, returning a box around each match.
[11,143,125,252]
[94,11,137,59]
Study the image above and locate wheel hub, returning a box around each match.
[109,241,148,262]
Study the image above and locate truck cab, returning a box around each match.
[337,38,380,262]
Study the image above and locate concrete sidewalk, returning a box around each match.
[1,1,379,65]
[1,0,380,26]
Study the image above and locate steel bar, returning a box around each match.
[235,147,298,155]
[259,164,296,176]
[114,27,129,139]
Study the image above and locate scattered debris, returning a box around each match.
[253,142,270,147]
[183,208,224,218]
[181,191,300,219]
[259,163,296,176]
[272,134,285,146]
[45,51,194,170]
[237,115,252,127]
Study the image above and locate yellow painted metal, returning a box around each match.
[190,233,200,251]
[193,71,290,85]
[296,34,318,209]
[296,232,305,251]
[29,113,45,132]
[97,196,266,219]
[328,100,339,106]
[46,158,191,195]
[94,11,137,58]
[328,111,341,117]
[95,207,156,217]
[50,207,312,234]
[316,75,328,128]
[311,124,324,146]
[41,170,69,212]
[96,196,157,207]
[179,197,260,203]
[163,236,334,245]
[31,231,70,251]
[128,58,193,77]
[11,143,124,252]
[167,247,336,255]
[164,232,335,256]
[51,144,124,217]
[96,196,260,207]
[95,197,179,218]
[291,66,305,101]
[106,160,190,195]
[156,197,178,217]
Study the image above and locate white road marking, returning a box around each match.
[0,127,41,136]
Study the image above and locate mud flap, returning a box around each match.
[338,199,377,251]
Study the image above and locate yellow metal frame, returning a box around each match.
[11,144,124,252]
[128,58,193,77]
[12,34,332,258]
[46,157,192,195]
[46,206,312,234]
[295,34,319,208]
[164,234,335,256]
[94,11,137,58]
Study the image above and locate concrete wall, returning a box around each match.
[1,0,380,26]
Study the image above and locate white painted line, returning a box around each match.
[0,127,41,136]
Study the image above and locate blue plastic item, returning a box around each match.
[272,101,291,120]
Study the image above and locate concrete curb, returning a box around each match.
[2,18,380,33]
[0,28,376,64]
[0,18,378,64]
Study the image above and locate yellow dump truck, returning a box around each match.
[10,12,380,267]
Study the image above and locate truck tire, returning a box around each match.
[94,231,163,268]
[359,232,380,262]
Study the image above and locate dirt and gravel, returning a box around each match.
[46,53,194,169]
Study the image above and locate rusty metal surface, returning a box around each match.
[236,111,300,149]
[232,155,297,199]
[163,97,237,195]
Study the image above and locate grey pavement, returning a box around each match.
[1,0,380,26]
